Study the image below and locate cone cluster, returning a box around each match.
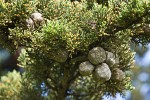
[26,12,44,28]
[79,47,125,82]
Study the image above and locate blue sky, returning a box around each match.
[135,44,150,67]
[103,92,131,100]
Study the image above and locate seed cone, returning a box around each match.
[79,61,94,76]
[31,12,43,23]
[105,51,119,67]
[112,68,125,81]
[88,47,106,65]
[93,63,111,82]
[51,49,68,62]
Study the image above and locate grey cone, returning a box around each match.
[105,51,119,67]
[112,68,125,81]
[88,47,106,65]
[93,63,111,82]
[79,61,95,76]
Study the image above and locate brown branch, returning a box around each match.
[44,79,57,91]
[68,71,80,85]
[70,55,87,64]
[47,74,57,85]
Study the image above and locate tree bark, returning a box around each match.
[56,65,70,100]
[56,89,66,100]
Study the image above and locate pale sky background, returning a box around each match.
[136,44,150,67]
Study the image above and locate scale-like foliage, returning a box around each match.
[0,70,21,100]
[0,0,149,99]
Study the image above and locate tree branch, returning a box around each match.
[44,79,57,91]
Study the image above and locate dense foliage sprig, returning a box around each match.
[0,0,149,99]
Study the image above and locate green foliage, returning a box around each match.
[0,0,36,24]
[116,0,149,27]
[0,0,150,99]
[0,70,21,100]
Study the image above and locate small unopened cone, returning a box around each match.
[112,68,125,81]
[30,12,44,25]
[105,51,119,67]
[51,49,68,63]
[88,47,106,65]
[79,61,94,76]
[93,63,111,82]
